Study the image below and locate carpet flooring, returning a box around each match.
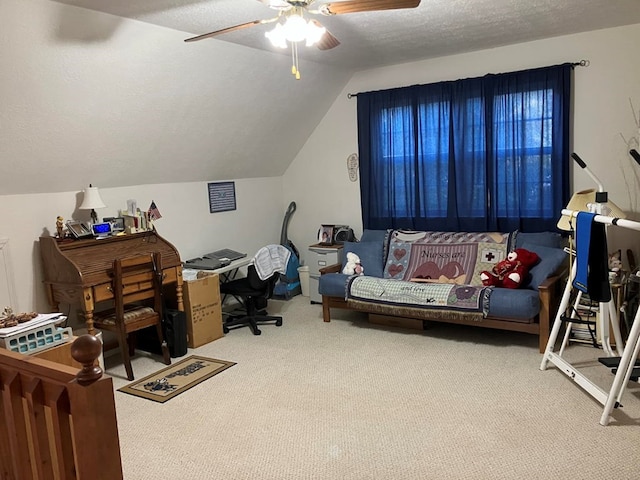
[105,296,640,479]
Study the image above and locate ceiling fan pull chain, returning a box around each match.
[291,42,301,80]
[291,43,296,75]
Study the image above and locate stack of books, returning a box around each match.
[121,210,152,234]
[569,294,599,347]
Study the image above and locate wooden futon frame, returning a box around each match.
[320,263,567,353]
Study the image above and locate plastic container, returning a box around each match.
[0,324,72,355]
[298,265,310,297]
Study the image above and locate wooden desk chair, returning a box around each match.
[93,252,171,380]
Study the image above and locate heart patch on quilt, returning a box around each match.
[388,264,404,277]
[412,261,466,282]
[393,248,406,261]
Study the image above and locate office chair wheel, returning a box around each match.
[223,326,229,334]
[276,319,282,327]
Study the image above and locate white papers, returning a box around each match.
[182,269,200,281]
[0,313,66,338]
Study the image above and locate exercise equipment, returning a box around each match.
[540,152,640,425]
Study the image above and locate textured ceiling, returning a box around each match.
[5,0,640,196]
[51,0,640,70]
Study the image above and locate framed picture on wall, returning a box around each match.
[318,225,334,245]
[208,181,237,213]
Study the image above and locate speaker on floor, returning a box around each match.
[136,309,188,358]
[164,309,188,358]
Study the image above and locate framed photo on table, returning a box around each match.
[318,225,334,245]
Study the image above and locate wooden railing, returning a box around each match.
[0,335,123,480]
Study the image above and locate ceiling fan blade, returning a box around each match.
[310,20,340,50]
[184,20,265,43]
[258,0,292,9]
[321,0,420,15]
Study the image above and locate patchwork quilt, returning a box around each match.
[383,230,514,286]
[346,275,491,317]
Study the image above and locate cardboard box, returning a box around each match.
[183,272,223,348]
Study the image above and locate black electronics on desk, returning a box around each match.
[318,225,356,245]
[66,220,92,239]
[184,248,247,270]
[204,249,246,262]
[91,222,112,239]
[183,257,222,270]
[333,226,356,244]
[103,216,125,232]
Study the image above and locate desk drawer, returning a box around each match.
[93,283,114,303]
[93,267,179,303]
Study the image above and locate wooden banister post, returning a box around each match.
[70,334,103,386]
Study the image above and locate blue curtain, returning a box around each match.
[357,64,572,232]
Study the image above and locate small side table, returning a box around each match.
[33,338,82,368]
[308,243,343,304]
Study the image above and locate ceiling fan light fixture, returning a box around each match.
[265,23,288,48]
[282,14,308,42]
[266,14,326,49]
[186,0,422,79]
[305,21,326,47]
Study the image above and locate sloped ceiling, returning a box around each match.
[1,0,351,195]
[50,0,640,69]
[2,0,640,195]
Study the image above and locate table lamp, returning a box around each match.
[79,184,106,224]
[557,188,625,231]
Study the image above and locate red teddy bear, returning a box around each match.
[480,248,540,289]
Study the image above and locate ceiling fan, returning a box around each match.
[184,0,421,79]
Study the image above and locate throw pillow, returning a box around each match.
[521,242,567,290]
[341,241,384,278]
[515,231,563,249]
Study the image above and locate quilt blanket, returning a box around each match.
[383,230,514,286]
[347,276,492,317]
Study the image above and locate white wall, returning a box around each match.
[4,21,640,314]
[283,24,640,267]
[1,0,347,315]
[0,178,283,313]
[0,0,350,195]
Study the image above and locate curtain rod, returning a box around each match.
[346,59,590,99]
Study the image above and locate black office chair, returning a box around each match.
[220,264,283,335]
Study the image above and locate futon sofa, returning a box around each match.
[319,229,568,352]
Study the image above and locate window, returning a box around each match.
[357,64,571,232]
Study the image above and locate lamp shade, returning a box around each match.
[557,188,625,231]
[79,185,106,210]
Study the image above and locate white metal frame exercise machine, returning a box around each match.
[540,152,640,426]
[558,153,624,356]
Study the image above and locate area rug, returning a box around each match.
[118,355,236,403]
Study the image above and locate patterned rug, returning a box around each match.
[118,355,236,403]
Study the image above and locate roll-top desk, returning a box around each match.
[40,231,184,334]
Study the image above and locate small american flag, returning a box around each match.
[148,200,162,220]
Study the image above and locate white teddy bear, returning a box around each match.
[342,252,364,276]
